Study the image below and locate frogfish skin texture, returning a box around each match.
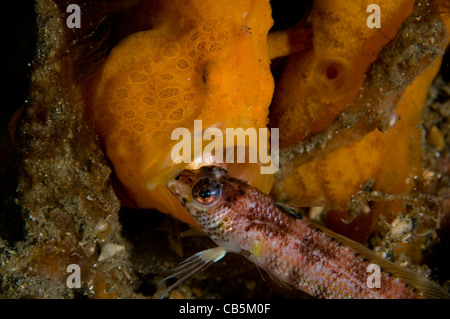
[85,0,275,226]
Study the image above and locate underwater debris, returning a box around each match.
[1,0,136,298]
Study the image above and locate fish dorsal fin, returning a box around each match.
[275,202,304,218]
[159,247,226,298]
[285,196,328,208]
[308,220,450,299]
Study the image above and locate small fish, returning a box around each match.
[164,166,450,299]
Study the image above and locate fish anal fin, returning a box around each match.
[159,247,226,298]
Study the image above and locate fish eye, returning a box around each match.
[192,177,222,207]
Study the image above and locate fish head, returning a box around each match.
[167,166,228,215]
[167,166,247,244]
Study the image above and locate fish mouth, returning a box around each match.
[166,170,195,204]
[166,179,178,195]
[166,177,184,199]
[166,181,186,208]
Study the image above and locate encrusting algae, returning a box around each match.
[2,0,450,299]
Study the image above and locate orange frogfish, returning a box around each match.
[85,0,275,226]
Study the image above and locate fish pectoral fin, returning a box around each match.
[265,269,293,290]
[159,246,226,298]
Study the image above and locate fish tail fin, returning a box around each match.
[159,246,226,298]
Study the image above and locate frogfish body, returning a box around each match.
[85,0,275,226]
